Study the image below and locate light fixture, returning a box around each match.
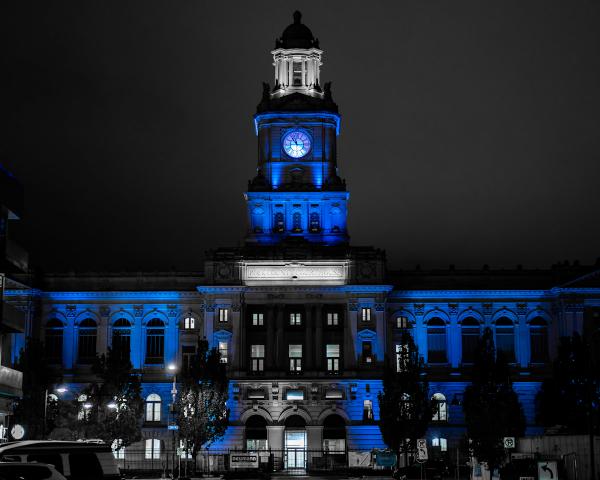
[167,363,177,372]
[107,402,117,409]
[83,403,92,409]
[55,387,67,394]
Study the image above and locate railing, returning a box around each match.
[115,448,379,475]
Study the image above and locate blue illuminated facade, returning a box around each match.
[6,10,600,466]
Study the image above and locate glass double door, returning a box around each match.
[284,430,306,469]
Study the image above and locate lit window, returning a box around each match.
[145,393,161,422]
[112,439,125,460]
[289,344,302,371]
[432,437,439,447]
[218,309,229,323]
[292,61,303,86]
[432,438,447,451]
[218,341,228,363]
[396,343,409,372]
[432,393,447,421]
[286,389,304,401]
[251,344,265,372]
[327,312,339,326]
[325,389,343,399]
[252,313,264,326]
[361,308,371,322]
[326,344,340,372]
[145,438,161,459]
[362,341,373,363]
[184,317,195,329]
[396,316,410,329]
[77,394,91,421]
[289,312,302,326]
[363,400,374,421]
[179,440,192,459]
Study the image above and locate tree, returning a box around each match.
[377,330,433,465]
[48,340,144,447]
[13,337,56,439]
[463,327,526,475]
[176,338,229,467]
[536,333,600,434]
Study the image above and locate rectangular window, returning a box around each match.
[396,316,409,329]
[363,400,374,421]
[145,439,161,460]
[327,312,339,326]
[286,389,304,401]
[218,308,229,322]
[326,344,340,372]
[362,341,373,363]
[289,312,302,326]
[289,344,302,372]
[251,344,265,372]
[252,313,264,326]
[292,61,302,86]
[181,345,196,374]
[396,343,409,372]
[361,308,371,322]
[427,327,447,363]
[218,341,228,363]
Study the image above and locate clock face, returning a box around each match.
[282,131,311,159]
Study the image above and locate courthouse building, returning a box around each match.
[5,12,600,463]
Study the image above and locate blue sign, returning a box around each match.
[375,451,397,467]
[168,424,179,431]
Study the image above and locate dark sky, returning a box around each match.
[4,1,600,272]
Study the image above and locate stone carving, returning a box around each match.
[134,305,143,317]
[66,305,76,317]
[167,305,178,317]
[482,303,493,315]
[448,304,458,315]
[414,304,425,315]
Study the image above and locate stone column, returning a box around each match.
[305,304,314,371]
[63,319,75,370]
[165,320,178,368]
[306,425,323,452]
[314,305,323,370]
[267,425,285,451]
[266,305,275,370]
[130,317,142,369]
[448,306,460,368]
[97,315,108,357]
[517,309,528,368]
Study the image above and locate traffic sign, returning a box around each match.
[416,438,428,461]
[538,461,558,480]
[503,437,515,449]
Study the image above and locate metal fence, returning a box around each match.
[116,448,381,475]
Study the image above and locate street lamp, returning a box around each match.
[166,364,179,479]
[43,386,68,438]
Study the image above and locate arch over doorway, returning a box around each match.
[322,414,346,454]
[245,415,268,451]
[284,415,306,470]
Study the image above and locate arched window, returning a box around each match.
[245,415,268,451]
[145,438,161,459]
[45,319,64,364]
[112,318,131,358]
[496,317,515,362]
[78,319,97,364]
[145,393,162,422]
[183,317,195,330]
[461,317,480,364]
[145,319,165,364]
[309,212,320,233]
[427,318,447,363]
[273,212,284,233]
[432,393,447,421]
[529,317,549,363]
[292,212,302,232]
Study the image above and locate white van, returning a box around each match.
[0,441,120,480]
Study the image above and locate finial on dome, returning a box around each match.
[293,11,302,24]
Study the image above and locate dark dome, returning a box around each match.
[276,11,319,49]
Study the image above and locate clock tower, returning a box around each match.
[245,11,349,245]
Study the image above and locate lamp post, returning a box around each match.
[43,387,67,438]
[167,363,179,479]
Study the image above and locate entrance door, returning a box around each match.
[284,430,306,469]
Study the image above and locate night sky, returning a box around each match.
[5,1,600,273]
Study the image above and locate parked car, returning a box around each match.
[0,462,67,480]
[0,441,119,480]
